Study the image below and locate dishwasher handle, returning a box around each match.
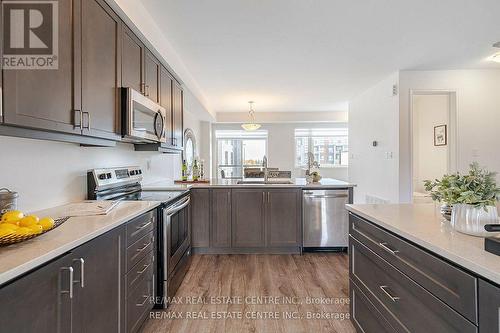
[303,193,349,198]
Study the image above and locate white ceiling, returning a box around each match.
[140,0,500,113]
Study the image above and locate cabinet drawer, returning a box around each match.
[126,232,154,272]
[350,279,397,333]
[126,250,154,293]
[127,274,154,333]
[350,236,477,333]
[126,210,155,246]
[350,213,477,323]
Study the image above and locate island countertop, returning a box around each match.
[142,177,356,191]
[346,203,500,285]
[0,201,161,286]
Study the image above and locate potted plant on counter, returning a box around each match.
[450,163,500,237]
[423,173,462,221]
[425,163,500,236]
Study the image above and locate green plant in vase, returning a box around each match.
[424,173,462,221]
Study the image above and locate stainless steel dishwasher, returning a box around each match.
[302,189,350,250]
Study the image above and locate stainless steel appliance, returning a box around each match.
[87,167,191,309]
[160,195,191,307]
[302,189,350,250]
[121,87,167,143]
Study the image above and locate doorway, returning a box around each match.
[411,91,457,203]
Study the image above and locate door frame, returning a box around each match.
[409,90,458,201]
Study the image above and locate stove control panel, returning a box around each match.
[89,166,143,192]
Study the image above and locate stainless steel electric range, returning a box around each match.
[87,166,191,309]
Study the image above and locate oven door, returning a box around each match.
[163,195,191,277]
[122,87,167,143]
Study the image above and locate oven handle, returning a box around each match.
[165,197,190,216]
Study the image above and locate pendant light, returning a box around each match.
[241,101,261,131]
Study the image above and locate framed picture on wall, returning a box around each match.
[434,125,447,146]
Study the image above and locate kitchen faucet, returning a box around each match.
[262,155,268,182]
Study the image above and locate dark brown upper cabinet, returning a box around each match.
[121,26,144,94]
[1,0,121,142]
[2,0,80,135]
[172,80,184,148]
[159,65,173,145]
[144,50,160,103]
[80,0,121,141]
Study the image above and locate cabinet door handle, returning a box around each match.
[72,258,85,288]
[378,242,399,255]
[262,192,265,203]
[137,262,151,274]
[267,192,270,203]
[82,112,91,130]
[140,83,146,95]
[379,285,400,302]
[145,85,150,97]
[136,241,152,252]
[74,110,82,129]
[60,267,74,299]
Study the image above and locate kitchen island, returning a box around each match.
[346,203,500,333]
[143,178,355,254]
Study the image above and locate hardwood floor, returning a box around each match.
[142,253,355,333]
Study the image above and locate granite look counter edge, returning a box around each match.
[0,201,162,286]
[346,203,500,285]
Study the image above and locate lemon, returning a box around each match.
[1,210,24,223]
[0,223,18,231]
[14,227,32,236]
[0,229,13,238]
[28,224,43,234]
[19,215,39,227]
[39,217,55,231]
[2,220,20,226]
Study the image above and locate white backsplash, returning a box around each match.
[0,136,182,212]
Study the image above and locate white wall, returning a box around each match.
[212,123,349,181]
[0,136,178,212]
[348,73,400,204]
[0,108,202,213]
[399,69,500,201]
[412,94,449,193]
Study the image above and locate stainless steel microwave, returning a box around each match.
[122,87,167,143]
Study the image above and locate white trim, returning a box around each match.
[409,89,459,202]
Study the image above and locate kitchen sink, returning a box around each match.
[236,179,294,185]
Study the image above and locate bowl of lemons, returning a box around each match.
[0,210,68,245]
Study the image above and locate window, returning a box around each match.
[215,130,268,179]
[295,128,348,168]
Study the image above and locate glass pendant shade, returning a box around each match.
[241,101,261,131]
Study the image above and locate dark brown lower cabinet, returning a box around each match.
[0,253,74,333]
[72,225,125,333]
[231,189,265,248]
[0,208,157,333]
[349,213,486,333]
[478,279,500,332]
[211,189,232,247]
[191,188,302,252]
[266,189,301,247]
[191,189,210,247]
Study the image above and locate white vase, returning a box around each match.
[451,204,500,237]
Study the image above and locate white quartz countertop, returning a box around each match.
[0,201,161,286]
[346,203,500,285]
[142,178,355,190]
